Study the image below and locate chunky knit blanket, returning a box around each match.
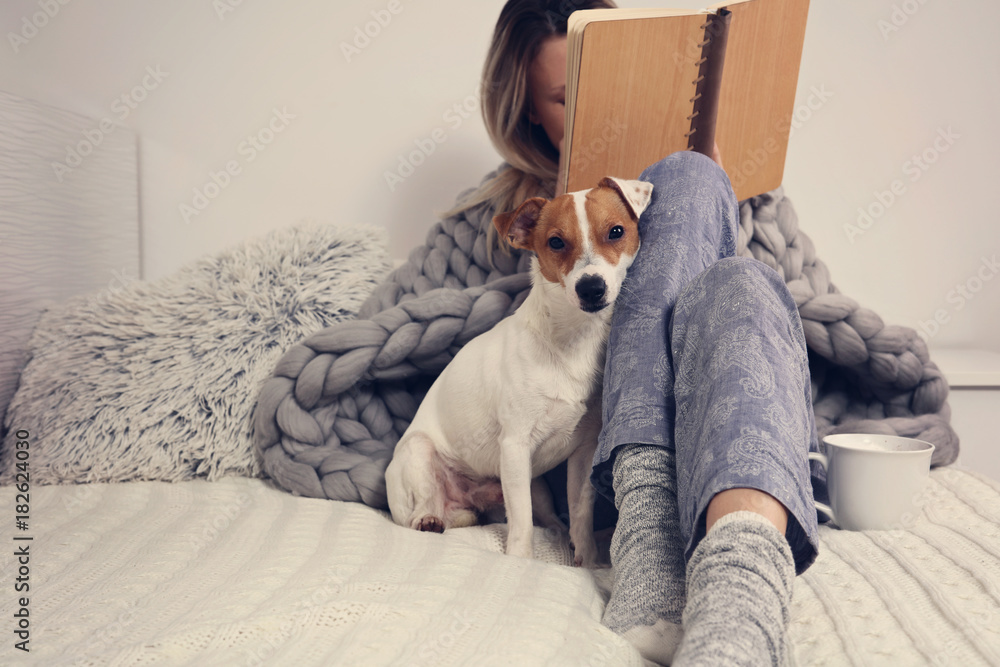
[252,168,959,508]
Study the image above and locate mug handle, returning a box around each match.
[807,452,837,526]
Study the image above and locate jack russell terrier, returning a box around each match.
[385,176,653,567]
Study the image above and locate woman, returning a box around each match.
[445,1,821,665]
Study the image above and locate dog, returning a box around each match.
[384,176,653,566]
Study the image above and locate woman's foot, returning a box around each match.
[602,443,687,665]
[673,510,795,666]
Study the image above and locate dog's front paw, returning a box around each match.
[573,553,609,569]
[417,515,445,533]
[571,539,606,569]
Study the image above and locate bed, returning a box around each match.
[2,91,999,667]
[3,220,999,667]
[2,468,999,665]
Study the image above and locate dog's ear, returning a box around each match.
[493,197,547,250]
[598,177,653,221]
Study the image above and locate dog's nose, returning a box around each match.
[576,275,607,310]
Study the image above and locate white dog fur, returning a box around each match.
[385,176,653,566]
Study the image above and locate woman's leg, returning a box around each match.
[595,151,737,462]
[667,256,819,666]
[597,151,819,665]
[668,256,819,571]
[597,150,738,665]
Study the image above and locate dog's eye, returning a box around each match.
[609,225,624,240]
[548,237,565,251]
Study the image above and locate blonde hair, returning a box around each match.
[444,0,617,254]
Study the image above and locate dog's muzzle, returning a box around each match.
[575,275,608,313]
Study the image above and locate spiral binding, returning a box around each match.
[685,20,714,147]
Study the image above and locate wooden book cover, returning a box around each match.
[557,0,810,200]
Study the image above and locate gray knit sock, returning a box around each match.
[673,511,795,667]
[602,443,687,665]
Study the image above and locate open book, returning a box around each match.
[557,0,810,201]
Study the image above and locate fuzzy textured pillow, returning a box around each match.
[0,224,390,485]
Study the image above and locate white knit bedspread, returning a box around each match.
[2,467,998,666]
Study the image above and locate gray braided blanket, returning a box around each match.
[252,168,958,509]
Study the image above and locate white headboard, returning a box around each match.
[0,90,139,426]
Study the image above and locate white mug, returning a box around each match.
[808,434,934,531]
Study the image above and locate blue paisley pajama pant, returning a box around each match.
[593,150,821,573]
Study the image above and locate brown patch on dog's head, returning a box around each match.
[581,184,642,271]
[493,177,652,296]
[494,194,582,286]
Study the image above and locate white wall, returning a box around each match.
[1,0,997,358]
